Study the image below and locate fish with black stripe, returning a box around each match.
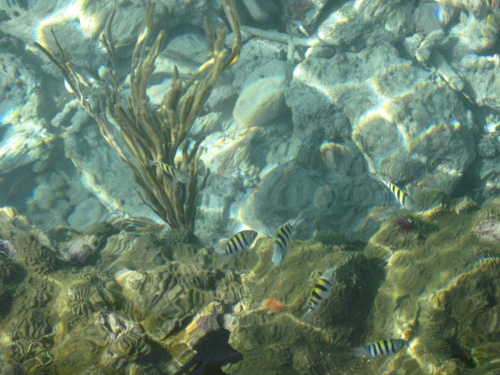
[215,230,258,259]
[368,173,419,212]
[353,339,407,358]
[148,159,190,184]
[272,212,305,266]
[301,267,336,321]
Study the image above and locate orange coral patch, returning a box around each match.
[264,298,286,313]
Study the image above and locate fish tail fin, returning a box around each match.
[213,244,233,267]
[367,172,383,184]
[353,346,369,357]
[147,159,156,166]
[292,209,306,228]
[213,252,232,267]
[301,309,313,321]
[213,242,227,256]
[405,195,420,212]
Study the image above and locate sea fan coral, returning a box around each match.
[264,298,286,313]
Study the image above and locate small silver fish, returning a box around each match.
[0,240,17,258]
[148,159,190,184]
[301,267,336,321]
[368,173,419,212]
[215,230,258,258]
[353,339,407,358]
[272,212,305,266]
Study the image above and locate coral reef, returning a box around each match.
[472,209,500,243]
[3,0,500,373]
[0,187,500,374]
[1,0,500,246]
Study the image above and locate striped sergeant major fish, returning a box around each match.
[215,230,258,258]
[353,339,407,358]
[301,267,336,321]
[272,211,305,266]
[148,160,190,184]
[368,173,419,212]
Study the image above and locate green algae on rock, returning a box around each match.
[1,191,500,374]
[361,195,500,374]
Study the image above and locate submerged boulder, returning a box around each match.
[233,61,292,128]
[288,42,476,195]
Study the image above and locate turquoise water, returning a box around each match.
[0,0,500,374]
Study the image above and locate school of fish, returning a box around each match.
[213,171,417,359]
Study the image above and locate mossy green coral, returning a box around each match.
[1,192,500,374]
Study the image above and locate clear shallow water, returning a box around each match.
[0,0,500,374]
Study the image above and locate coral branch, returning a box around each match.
[35,0,242,238]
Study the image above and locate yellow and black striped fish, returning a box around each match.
[353,338,407,358]
[216,230,258,257]
[148,160,190,183]
[301,267,336,320]
[272,212,305,266]
[368,173,419,212]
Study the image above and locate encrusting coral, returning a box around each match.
[1,188,500,374]
[34,0,242,239]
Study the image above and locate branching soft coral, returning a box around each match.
[35,0,241,239]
